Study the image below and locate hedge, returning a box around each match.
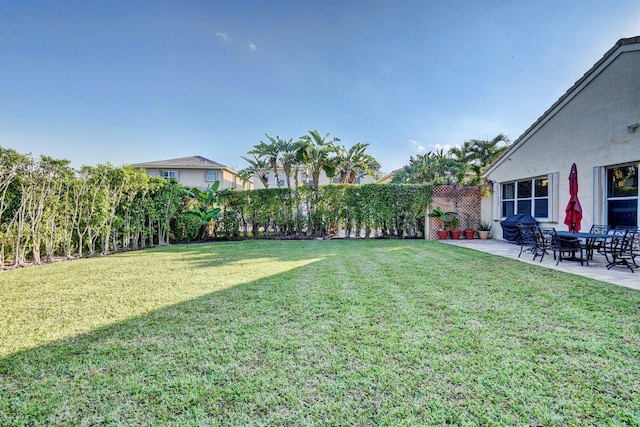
[218,184,432,239]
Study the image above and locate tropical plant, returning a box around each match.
[478,221,492,231]
[468,134,510,170]
[333,143,381,184]
[392,151,465,185]
[250,134,283,187]
[240,153,271,188]
[444,214,461,230]
[428,207,457,231]
[181,181,229,240]
[392,134,511,186]
[297,130,340,187]
[237,167,255,188]
[277,137,302,189]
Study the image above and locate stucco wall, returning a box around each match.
[144,168,248,190]
[485,48,640,239]
[253,170,378,189]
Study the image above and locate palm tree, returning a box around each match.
[334,143,380,184]
[237,167,254,189]
[465,134,510,184]
[277,138,301,189]
[395,150,464,185]
[249,134,283,187]
[297,130,340,187]
[240,154,271,188]
[448,140,474,164]
[468,134,510,169]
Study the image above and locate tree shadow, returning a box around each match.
[0,247,339,424]
[1,240,441,424]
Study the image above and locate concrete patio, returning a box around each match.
[443,238,639,291]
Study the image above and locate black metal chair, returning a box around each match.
[598,228,629,263]
[606,230,639,273]
[517,224,552,262]
[551,229,588,266]
[586,224,609,259]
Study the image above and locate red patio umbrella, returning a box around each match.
[564,163,583,232]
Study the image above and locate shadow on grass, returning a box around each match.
[2,240,418,424]
[1,240,639,425]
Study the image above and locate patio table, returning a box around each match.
[555,231,618,261]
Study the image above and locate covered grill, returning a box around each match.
[500,214,537,243]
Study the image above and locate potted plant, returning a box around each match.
[463,215,476,240]
[445,215,462,239]
[428,207,456,239]
[478,222,492,239]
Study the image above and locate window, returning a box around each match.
[607,163,638,227]
[205,171,217,182]
[502,177,549,218]
[159,170,178,180]
[333,176,362,184]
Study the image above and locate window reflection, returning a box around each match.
[608,165,638,198]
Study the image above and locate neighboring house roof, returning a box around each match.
[484,35,640,177]
[134,156,231,171]
[376,169,402,184]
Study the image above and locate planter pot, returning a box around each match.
[437,230,449,240]
[464,230,476,240]
[450,230,462,240]
[478,230,490,240]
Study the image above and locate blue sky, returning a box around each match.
[1,0,639,173]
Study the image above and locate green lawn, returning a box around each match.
[1,240,639,426]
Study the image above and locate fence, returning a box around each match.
[427,185,482,240]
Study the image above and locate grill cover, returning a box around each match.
[500,214,537,243]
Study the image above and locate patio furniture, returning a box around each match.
[551,229,588,266]
[586,224,609,259]
[606,230,640,272]
[517,224,552,262]
[597,228,629,263]
[556,230,613,263]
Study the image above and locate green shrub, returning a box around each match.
[171,213,202,242]
[220,184,432,239]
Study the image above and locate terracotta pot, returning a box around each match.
[464,229,476,240]
[437,230,449,239]
[450,230,462,240]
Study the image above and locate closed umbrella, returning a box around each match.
[564,163,582,232]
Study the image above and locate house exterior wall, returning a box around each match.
[253,170,378,189]
[143,168,251,190]
[220,169,253,190]
[484,46,640,239]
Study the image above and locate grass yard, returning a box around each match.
[1,240,639,426]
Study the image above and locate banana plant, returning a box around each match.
[182,181,230,239]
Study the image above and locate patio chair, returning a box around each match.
[606,230,640,272]
[598,228,628,263]
[517,224,552,262]
[586,224,609,259]
[551,229,588,266]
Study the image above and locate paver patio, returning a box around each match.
[443,238,639,291]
